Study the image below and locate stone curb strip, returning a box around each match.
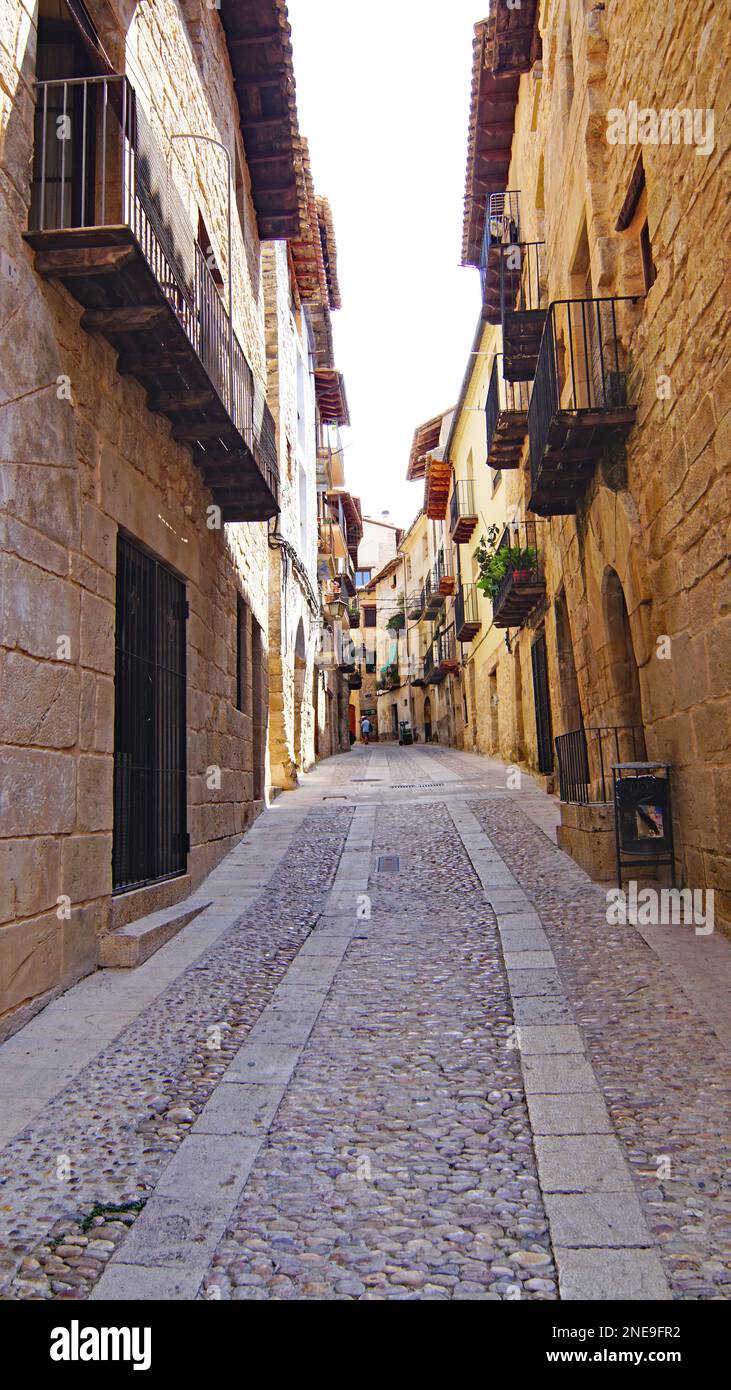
[448,801,671,1302]
[91,804,377,1300]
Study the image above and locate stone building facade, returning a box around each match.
[0,0,344,1035]
[420,0,730,927]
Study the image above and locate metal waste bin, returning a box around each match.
[611,762,675,889]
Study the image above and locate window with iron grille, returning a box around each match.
[113,535,188,892]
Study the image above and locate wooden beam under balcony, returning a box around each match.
[528,408,636,517]
[502,308,547,381]
[34,245,137,279]
[25,222,279,522]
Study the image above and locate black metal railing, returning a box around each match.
[485,354,531,454]
[455,583,480,636]
[500,240,545,319]
[479,190,521,297]
[29,74,278,501]
[555,724,645,804]
[528,297,641,491]
[449,479,476,533]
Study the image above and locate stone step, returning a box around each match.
[98,901,212,969]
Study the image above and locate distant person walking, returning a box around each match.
[360,716,372,745]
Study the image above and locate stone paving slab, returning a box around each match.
[534,1135,635,1193]
[192,1083,285,1137]
[512,997,576,1025]
[90,1264,204,1300]
[556,1248,671,1301]
[154,1134,262,1202]
[224,1044,303,1083]
[544,1193,653,1249]
[527,1093,615,1136]
[498,930,551,953]
[108,1196,230,1275]
[506,968,565,998]
[516,1026,584,1055]
[504,951,557,971]
[521,1055,601,1095]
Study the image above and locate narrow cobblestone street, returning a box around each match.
[1,746,730,1302]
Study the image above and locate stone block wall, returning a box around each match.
[0,0,271,1036]
[261,242,318,787]
[498,0,731,920]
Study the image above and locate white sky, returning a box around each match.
[287,0,484,530]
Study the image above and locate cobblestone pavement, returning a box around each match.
[0,809,350,1299]
[202,799,556,1300]
[1,745,729,1301]
[473,798,731,1299]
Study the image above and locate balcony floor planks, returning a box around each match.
[529,406,636,516]
[24,225,278,522]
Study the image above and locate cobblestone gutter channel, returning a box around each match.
[472,797,731,1300]
[200,799,558,1299]
[0,808,352,1300]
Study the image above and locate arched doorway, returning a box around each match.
[554,590,582,733]
[601,567,646,764]
[423,695,432,743]
[292,618,306,769]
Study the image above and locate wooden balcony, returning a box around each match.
[449,480,478,544]
[500,241,547,381]
[528,298,641,516]
[487,0,541,76]
[455,584,481,643]
[479,190,521,324]
[424,627,459,683]
[422,571,444,619]
[485,355,529,469]
[490,521,546,629]
[25,75,278,522]
[436,548,456,595]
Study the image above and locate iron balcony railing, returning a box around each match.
[528,297,641,493]
[555,725,645,805]
[449,479,476,533]
[424,626,457,682]
[499,240,546,320]
[479,190,521,298]
[485,354,531,455]
[421,570,443,617]
[28,73,278,501]
[490,518,545,626]
[455,582,480,637]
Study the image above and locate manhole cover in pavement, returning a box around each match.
[377,854,400,873]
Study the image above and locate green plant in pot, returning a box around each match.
[475,529,538,601]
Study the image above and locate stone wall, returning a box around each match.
[0,0,272,1036]
[501,0,731,913]
[261,242,318,788]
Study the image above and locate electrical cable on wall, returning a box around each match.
[267,520,321,618]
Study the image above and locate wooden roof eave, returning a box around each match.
[219,1,309,243]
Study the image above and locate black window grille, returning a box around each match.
[531,630,554,775]
[113,535,188,892]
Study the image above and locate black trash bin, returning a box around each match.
[611,762,675,889]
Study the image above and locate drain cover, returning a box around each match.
[377,854,400,873]
[391,783,444,789]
